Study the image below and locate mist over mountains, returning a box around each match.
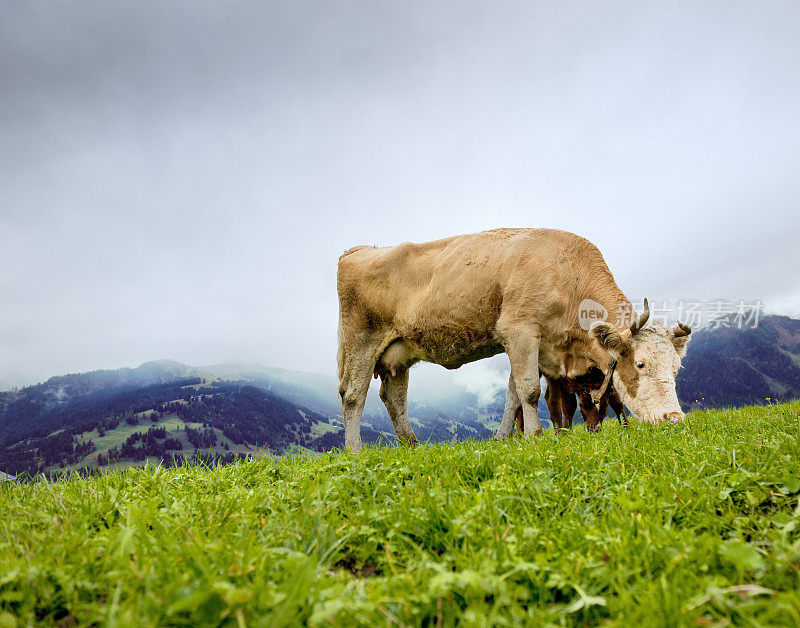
[2,314,799,476]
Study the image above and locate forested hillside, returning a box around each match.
[0,379,330,475]
[0,372,495,476]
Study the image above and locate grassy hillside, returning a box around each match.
[71,412,256,472]
[1,402,799,626]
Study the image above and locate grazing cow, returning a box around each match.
[337,228,691,452]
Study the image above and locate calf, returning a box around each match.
[510,374,627,434]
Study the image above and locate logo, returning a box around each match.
[578,298,608,331]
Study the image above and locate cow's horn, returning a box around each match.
[673,321,692,338]
[630,298,650,335]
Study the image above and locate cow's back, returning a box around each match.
[338,230,512,331]
[338,228,626,369]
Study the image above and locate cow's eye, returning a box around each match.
[636,361,645,369]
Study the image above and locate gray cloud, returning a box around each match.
[2,2,800,389]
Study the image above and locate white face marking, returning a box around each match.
[613,321,687,424]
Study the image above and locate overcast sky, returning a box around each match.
[2,1,800,390]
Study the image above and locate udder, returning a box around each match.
[374,339,424,378]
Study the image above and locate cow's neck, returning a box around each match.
[608,296,636,329]
[587,281,633,328]
[547,292,632,380]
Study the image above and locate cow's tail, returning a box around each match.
[336,244,376,392]
[336,315,345,386]
[336,245,372,387]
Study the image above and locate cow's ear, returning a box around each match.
[590,321,626,357]
[671,323,691,357]
[672,335,690,357]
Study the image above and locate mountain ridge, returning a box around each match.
[677,314,800,408]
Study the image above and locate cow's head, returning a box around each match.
[590,299,691,424]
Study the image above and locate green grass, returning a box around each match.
[1,402,799,626]
[310,420,341,437]
[476,414,502,431]
[75,414,203,452]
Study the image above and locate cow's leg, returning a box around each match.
[340,369,371,452]
[494,372,521,440]
[512,375,525,436]
[379,369,419,444]
[579,391,601,432]
[339,343,381,452]
[609,390,628,426]
[596,394,610,426]
[504,330,543,437]
[561,388,577,429]
[545,377,563,430]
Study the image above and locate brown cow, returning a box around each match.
[337,228,691,451]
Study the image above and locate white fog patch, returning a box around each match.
[452,359,509,406]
